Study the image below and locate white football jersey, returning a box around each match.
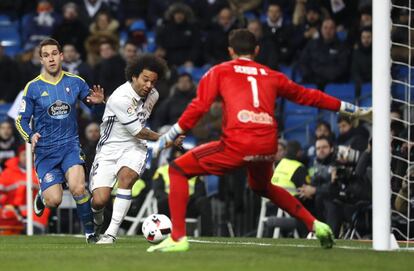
[96,81,159,155]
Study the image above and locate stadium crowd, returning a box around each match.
[0,0,411,240]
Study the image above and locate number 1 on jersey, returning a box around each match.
[247,76,259,108]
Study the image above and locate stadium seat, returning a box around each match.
[284,100,318,115]
[279,65,293,79]
[359,83,372,106]
[0,103,11,121]
[324,83,356,103]
[257,198,299,238]
[145,31,156,53]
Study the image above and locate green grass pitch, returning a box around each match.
[0,236,413,271]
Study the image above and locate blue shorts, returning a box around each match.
[35,144,85,192]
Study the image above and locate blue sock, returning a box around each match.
[73,193,94,235]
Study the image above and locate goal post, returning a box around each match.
[372,0,392,250]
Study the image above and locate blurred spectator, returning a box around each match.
[347,5,372,46]
[318,0,359,30]
[52,2,89,59]
[127,20,148,51]
[22,0,62,49]
[82,122,100,176]
[271,140,311,236]
[271,140,309,196]
[76,0,111,28]
[192,100,222,144]
[148,0,180,27]
[189,0,229,30]
[298,18,350,89]
[153,146,213,236]
[0,145,51,234]
[0,45,21,103]
[155,3,201,67]
[18,46,42,89]
[62,44,93,85]
[227,0,261,27]
[85,33,119,67]
[336,115,369,153]
[121,0,149,27]
[391,8,413,64]
[0,121,19,170]
[292,3,322,54]
[275,138,287,165]
[89,10,119,37]
[262,3,294,66]
[307,121,335,165]
[298,136,336,221]
[351,27,372,91]
[93,41,126,97]
[247,19,279,70]
[204,7,238,65]
[121,41,139,64]
[152,73,196,131]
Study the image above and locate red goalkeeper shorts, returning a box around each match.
[171,140,274,192]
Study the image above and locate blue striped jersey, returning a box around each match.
[16,71,90,151]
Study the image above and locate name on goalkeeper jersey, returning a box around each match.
[237,110,273,125]
[234,65,268,75]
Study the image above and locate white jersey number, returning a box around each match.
[247,76,259,108]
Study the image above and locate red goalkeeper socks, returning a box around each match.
[168,165,190,241]
[266,183,315,231]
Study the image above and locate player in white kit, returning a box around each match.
[90,55,178,244]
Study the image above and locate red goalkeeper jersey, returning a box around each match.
[178,58,341,155]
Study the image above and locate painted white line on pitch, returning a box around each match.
[188,239,369,250]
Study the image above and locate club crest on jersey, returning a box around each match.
[19,100,26,112]
[127,106,134,115]
[48,99,71,119]
[43,173,55,183]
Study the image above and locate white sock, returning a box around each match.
[92,207,104,226]
[105,188,132,237]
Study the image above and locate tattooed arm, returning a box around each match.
[135,127,160,141]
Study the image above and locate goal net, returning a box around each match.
[389,0,414,248]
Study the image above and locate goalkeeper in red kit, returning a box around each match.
[148,29,371,252]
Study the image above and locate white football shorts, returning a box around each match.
[89,146,148,191]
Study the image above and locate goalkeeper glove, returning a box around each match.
[151,123,184,157]
[339,101,372,122]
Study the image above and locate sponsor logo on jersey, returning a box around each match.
[41,91,49,97]
[19,100,26,112]
[234,65,258,75]
[48,100,71,119]
[43,172,55,183]
[237,110,273,125]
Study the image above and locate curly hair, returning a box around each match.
[125,54,168,82]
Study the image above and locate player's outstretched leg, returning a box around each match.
[34,190,45,217]
[147,164,191,252]
[313,220,334,249]
[147,236,189,252]
[264,183,334,249]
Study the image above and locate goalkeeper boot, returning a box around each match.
[96,234,116,244]
[147,236,189,252]
[313,220,334,249]
[34,191,45,217]
[86,233,99,244]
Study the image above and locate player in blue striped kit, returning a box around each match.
[16,38,104,243]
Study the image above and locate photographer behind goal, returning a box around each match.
[298,134,371,237]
